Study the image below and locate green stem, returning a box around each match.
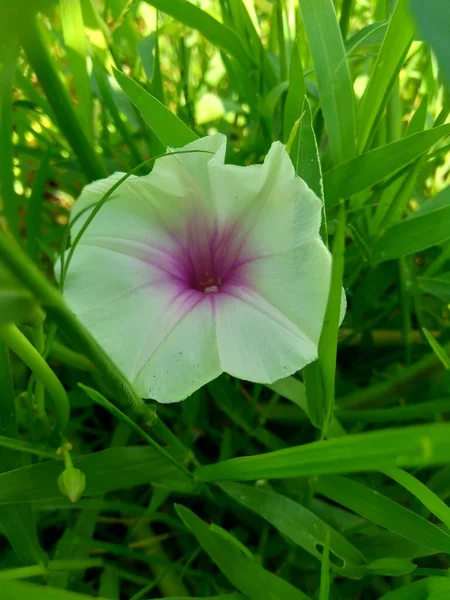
[339,0,354,40]
[32,325,46,414]
[275,0,287,81]
[0,559,104,581]
[22,20,106,182]
[0,324,70,431]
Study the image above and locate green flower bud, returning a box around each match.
[57,467,86,503]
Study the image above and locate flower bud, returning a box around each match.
[58,467,86,503]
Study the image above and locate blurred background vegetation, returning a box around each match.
[1,0,450,599]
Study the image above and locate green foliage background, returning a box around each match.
[0,0,450,598]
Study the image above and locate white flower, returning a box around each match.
[62,135,340,403]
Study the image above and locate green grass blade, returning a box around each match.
[318,532,330,600]
[144,0,254,72]
[0,30,20,237]
[114,69,197,147]
[0,580,111,600]
[219,481,366,579]
[384,467,450,529]
[267,377,347,438]
[26,148,50,262]
[311,202,346,432]
[283,40,305,144]
[372,185,450,262]
[422,328,450,370]
[324,123,450,206]
[315,474,450,553]
[195,423,450,481]
[92,57,142,166]
[300,0,357,164]
[357,0,415,152]
[175,504,312,600]
[60,0,93,142]
[22,20,106,182]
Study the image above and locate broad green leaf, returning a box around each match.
[357,0,416,151]
[417,273,450,303]
[315,475,450,554]
[0,446,195,504]
[300,0,356,164]
[114,69,197,147]
[144,0,253,71]
[410,0,450,87]
[60,0,93,141]
[220,481,366,579]
[324,124,450,206]
[195,423,450,482]
[378,577,450,600]
[372,185,450,262]
[422,328,450,370]
[176,504,312,600]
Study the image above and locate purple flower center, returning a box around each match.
[167,218,250,296]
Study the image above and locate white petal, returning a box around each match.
[146,133,227,202]
[63,244,181,381]
[215,287,317,383]
[246,239,337,345]
[134,296,222,403]
[208,141,323,255]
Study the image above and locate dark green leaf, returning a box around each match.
[114,69,197,147]
[195,423,450,482]
[324,124,450,205]
[372,185,450,262]
[176,504,312,600]
[220,481,366,578]
[300,0,357,164]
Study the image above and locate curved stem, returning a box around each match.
[0,323,70,432]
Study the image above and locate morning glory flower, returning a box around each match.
[62,135,339,403]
